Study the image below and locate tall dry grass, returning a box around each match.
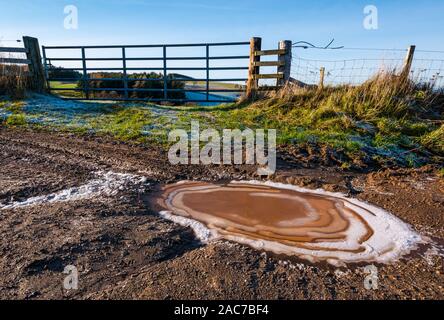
[248,71,443,121]
[0,64,31,99]
[229,71,444,157]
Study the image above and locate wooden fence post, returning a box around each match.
[22,36,46,92]
[277,40,292,87]
[246,37,262,98]
[319,67,325,89]
[400,45,416,80]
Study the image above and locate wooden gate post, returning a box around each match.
[319,67,325,89]
[277,40,292,87]
[400,45,416,81]
[23,36,46,92]
[246,37,262,98]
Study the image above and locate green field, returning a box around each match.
[49,81,84,98]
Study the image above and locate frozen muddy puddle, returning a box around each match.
[155,181,426,265]
[0,171,148,210]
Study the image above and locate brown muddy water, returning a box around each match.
[154,181,426,266]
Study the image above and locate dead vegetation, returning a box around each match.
[0,64,31,99]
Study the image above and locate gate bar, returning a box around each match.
[122,47,129,99]
[47,56,249,61]
[43,41,250,49]
[81,47,89,99]
[163,46,168,100]
[206,44,210,101]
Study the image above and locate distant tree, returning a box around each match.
[48,66,82,80]
[77,72,186,101]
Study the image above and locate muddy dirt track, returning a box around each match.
[0,126,443,300]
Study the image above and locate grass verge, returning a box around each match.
[1,72,443,170]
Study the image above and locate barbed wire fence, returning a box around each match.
[290,42,444,89]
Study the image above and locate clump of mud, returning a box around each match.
[155,181,426,266]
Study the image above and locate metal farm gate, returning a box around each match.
[42,41,252,103]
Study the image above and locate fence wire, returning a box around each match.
[291,48,444,89]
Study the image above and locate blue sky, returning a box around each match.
[1,0,443,50]
[1,0,443,84]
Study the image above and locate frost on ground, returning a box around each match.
[0,171,149,210]
[158,210,218,242]
[0,94,180,130]
[20,94,121,126]
[0,109,12,121]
